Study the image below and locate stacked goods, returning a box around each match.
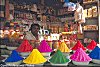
[6,42,19,50]
[0,56,6,63]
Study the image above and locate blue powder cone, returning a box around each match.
[89,46,100,59]
[5,50,23,62]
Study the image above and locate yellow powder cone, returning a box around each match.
[23,49,47,64]
[58,42,71,52]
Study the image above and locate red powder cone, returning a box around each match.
[86,40,97,50]
[16,39,33,52]
[71,40,86,50]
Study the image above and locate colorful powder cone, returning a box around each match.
[70,48,92,65]
[58,42,71,53]
[5,50,23,62]
[23,49,47,64]
[16,39,33,52]
[49,50,70,64]
[87,40,97,50]
[38,40,52,53]
[70,48,92,62]
[89,46,100,64]
[89,46,100,59]
[71,40,86,51]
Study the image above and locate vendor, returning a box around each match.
[24,23,40,48]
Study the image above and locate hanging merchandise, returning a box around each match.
[0,0,5,5]
[74,3,85,34]
[0,11,4,17]
[88,8,92,17]
[64,0,69,3]
[8,14,14,21]
[83,9,88,18]
[74,3,85,23]
[63,0,76,11]
[64,23,68,32]
[31,4,37,12]
[77,23,82,34]
[9,3,14,10]
[92,6,97,17]
[67,2,76,11]
[60,0,65,2]
[63,0,69,7]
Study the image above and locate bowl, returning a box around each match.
[20,52,30,57]
[92,59,100,64]
[24,63,44,66]
[41,52,51,57]
[72,60,89,65]
[45,56,51,60]
[5,60,22,65]
[24,64,35,66]
[1,55,9,58]
[50,59,71,66]
[0,56,6,62]
[87,49,92,52]
[50,62,69,66]
[63,52,70,56]
[34,63,44,66]
[7,46,17,50]
[0,45,6,48]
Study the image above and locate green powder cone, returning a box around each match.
[49,50,69,64]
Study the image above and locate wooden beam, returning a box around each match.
[5,0,9,20]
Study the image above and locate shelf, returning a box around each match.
[57,11,74,17]
[0,5,5,11]
[83,1,98,5]
[42,13,56,16]
[83,30,98,32]
[14,8,37,14]
[0,17,6,21]
[85,16,98,19]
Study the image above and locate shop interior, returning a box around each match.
[0,0,100,66]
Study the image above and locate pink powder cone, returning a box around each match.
[38,40,52,52]
[70,48,92,62]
